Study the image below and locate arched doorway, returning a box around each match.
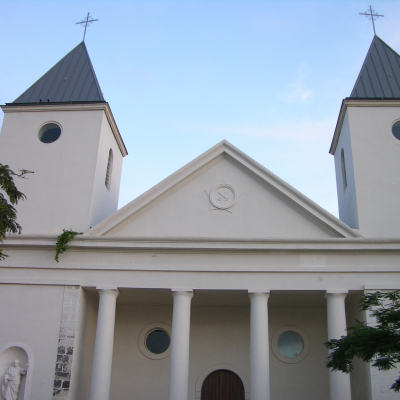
[201,369,245,400]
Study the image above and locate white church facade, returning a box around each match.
[0,36,399,400]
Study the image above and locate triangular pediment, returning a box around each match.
[13,42,104,103]
[87,141,360,240]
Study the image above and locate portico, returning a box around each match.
[79,286,359,400]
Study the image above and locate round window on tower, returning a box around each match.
[392,121,400,140]
[38,122,62,144]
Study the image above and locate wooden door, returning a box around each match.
[201,369,245,400]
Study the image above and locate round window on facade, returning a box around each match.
[38,122,61,143]
[139,323,171,360]
[272,326,310,364]
[392,121,400,140]
[145,329,170,355]
[277,332,303,358]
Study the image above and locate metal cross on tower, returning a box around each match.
[76,12,99,41]
[359,5,384,35]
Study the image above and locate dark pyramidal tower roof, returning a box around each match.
[350,35,400,98]
[13,42,104,103]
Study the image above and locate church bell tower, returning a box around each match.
[330,36,400,237]
[0,42,128,234]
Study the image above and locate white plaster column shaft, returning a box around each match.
[89,288,119,400]
[168,290,194,400]
[249,291,270,400]
[325,290,352,400]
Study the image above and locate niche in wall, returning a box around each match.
[0,343,33,400]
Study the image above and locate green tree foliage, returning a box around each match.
[0,164,33,260]
[325,291,400,392]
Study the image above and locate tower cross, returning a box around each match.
[76,12,99,41]
[359,5,384,35]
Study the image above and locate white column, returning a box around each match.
[325,290,352,400]
[89,288,119,400]
[249,291,270,400]
[168,290,194,400]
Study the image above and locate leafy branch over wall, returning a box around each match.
[0,164,33,260]
[55,229,82,262]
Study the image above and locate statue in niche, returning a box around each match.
[1,360,28,400]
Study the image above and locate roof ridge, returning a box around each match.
[82,41,104,100]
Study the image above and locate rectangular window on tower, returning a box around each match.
[341,149,347,191]
[105,149,113,190]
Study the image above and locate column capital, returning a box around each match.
[96,286,120,292]
[248,290,270,299]
[326,290,349,294]
[248,290,270,293]
[171,289,194,299]
[325,290,348,299]
[96,287,120,299]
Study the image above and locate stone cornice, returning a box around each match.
[3,234,400,253]
[1,102,128,157]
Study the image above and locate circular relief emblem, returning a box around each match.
[210,184,237,209]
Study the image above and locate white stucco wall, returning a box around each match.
[110,304,172,400]
[0,108,102,234]
[0,284,64,399]
[269,305,330,400]
[0,106,123,235]
[344,105,400,237]
[88,112,123,229]
[190,305,250,399]
[334,110,359,229]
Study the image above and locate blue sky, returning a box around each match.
[1,1,400,216]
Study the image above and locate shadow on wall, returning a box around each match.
[0,343,33,400]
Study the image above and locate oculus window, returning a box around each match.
[139,323,171,360]
[392,121,400,140]
[272,326,309,364]
[145,329,170,354]
[277,332,303,358]
[38,122,61,143]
